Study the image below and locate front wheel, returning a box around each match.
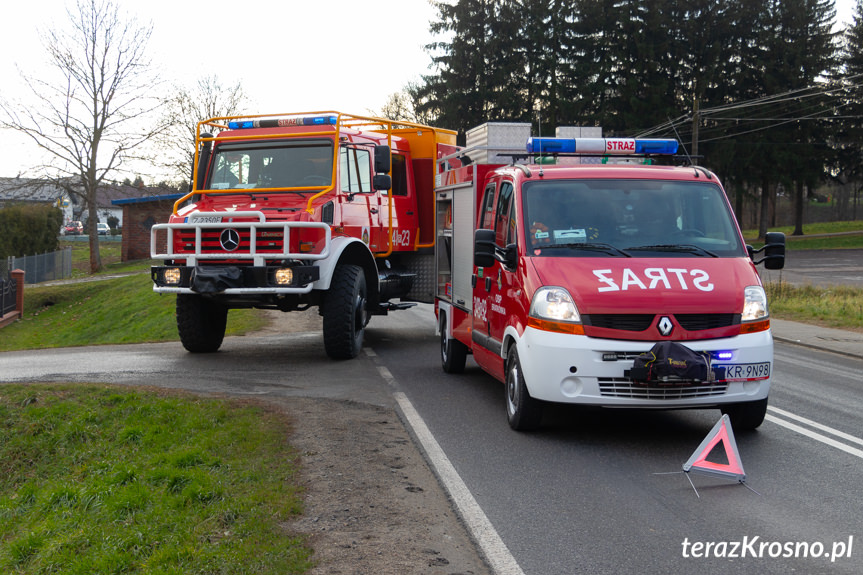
[322,264,367,359]
[505,346,543,431]
[720,397,768,431]
[176,294,228,353]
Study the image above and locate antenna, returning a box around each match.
[667,115,693,167]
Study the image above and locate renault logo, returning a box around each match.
[657,316,674,336]
[220,228,240,251]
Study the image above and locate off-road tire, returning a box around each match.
[176,294,228,353]
[721,397,768,431]
[440,312,467,373]
[323,264,367,359]
[505,346,544,431]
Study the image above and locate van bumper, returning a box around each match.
[516,327,772,407]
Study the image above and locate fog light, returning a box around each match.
[275,268,293,285]
[164,267,182,285]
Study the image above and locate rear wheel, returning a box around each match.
[176,294,227,353]
[323,264,367,359]
[721,397,768,430]
[505,346,543,431]
[440,312,467,374]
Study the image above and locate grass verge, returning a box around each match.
[765,282,863,331]
[0,271,268,352]
[743,220,863,250]
[0,384,313,574]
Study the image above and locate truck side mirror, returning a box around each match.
[373,174,392,191]
[475,229,495,268]
[749,231,785,270]
[374,145,391,174]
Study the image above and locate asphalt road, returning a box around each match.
[760,249,863,287]
[2,305,860,575]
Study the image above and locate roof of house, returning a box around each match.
[0,177,183,208]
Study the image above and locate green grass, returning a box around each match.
[743,220,863,250]
[766,282,863,331]
[0,270,268,352]
[0,384,313,574]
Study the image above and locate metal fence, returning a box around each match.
[0,273,17,316]
[2,247,73,284]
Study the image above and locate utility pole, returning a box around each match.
[692,97,700,158]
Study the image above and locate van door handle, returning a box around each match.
[370,208,378,214]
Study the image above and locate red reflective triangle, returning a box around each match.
[683,414,746,482]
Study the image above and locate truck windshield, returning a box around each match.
[522,179,746,257]
[206,139,334,190]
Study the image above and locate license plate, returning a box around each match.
[716,362,770,381]
[188,215,222,224]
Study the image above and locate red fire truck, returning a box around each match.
[434,124,786,431]
[151,112,456,359]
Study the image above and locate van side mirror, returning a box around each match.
[374,145,391,174]
[748,231,785,270]
[475,229,495,268]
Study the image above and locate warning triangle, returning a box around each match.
[682,414,746,482]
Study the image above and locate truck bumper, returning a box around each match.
[151,264,320,295]
[516,327,773,407]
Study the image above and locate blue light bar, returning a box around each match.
[526,137,678,156]
[227,115,338,129]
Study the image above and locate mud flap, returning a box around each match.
[190,266,243,294]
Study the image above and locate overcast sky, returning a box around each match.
[0,0,858,180]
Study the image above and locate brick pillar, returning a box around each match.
[12,269,24,316]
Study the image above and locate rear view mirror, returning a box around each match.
[475,229,495,268]
[749,232,785,269]
[374,145,391,174]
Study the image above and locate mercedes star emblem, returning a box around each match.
[220,228,240,251]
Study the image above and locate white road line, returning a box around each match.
[767,406,863,447]
[393,390,526,575]
[366,351,524,574]
[765,414,863,460]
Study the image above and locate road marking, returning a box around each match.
[765,413,863,461]
[767,406,863,447]
[367,349,524,575]
[393,390,526,575]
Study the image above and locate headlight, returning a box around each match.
[530,287,581,322]
[742,285,768,321]
[163,268,182,285]
[274,268,293,285]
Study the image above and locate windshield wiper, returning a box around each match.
[540,242,632,257]
[624,244,719,257]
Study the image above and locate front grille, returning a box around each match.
[585,314,654,331]
[675,313,739,331]
[598,378,728,400]
[585,313,739,332]
[177,229,285,254]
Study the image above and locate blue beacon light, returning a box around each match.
[526,137,678,155]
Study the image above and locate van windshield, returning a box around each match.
[206,139,334,190]
[522,179,746,257]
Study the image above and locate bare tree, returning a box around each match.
[0,0,162,273]
[374,83,435,125]
[156,75,248,187]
